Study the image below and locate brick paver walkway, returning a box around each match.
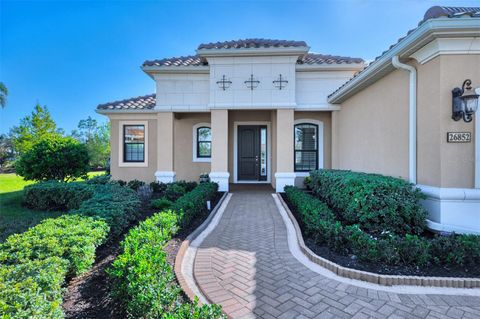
[193,189,480,319]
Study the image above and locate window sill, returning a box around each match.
[119,162,148,167]
[193,157,211,163]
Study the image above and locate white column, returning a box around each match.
[155,112,176,183]
[210,110,230,191]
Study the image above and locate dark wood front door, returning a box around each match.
[238,125,267,181]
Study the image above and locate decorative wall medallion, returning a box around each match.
[244,74,260,90]
[216,75,232,90]
[273,74,288,90]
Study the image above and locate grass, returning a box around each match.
[0,171,105,242]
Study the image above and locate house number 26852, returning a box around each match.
[447,132,471,143]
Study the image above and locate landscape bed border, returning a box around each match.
[276,194,480,289]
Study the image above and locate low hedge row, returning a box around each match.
[23,179,141,236]
[308,170,427,235]
[0,215,109,318]
[285,186,480,267]
[172,182,218,228]
[109,182,223,318]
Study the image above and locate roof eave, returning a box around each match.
[196,46,310,57]
[328,17,480,104]
[142,65,210,76]
[296,62,365,72]
[96,108,158,115]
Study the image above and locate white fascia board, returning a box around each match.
[328,18,480,104]
[196,46,310,57]
[142,65,210,76]
[95,109,158,115]
[296,63,365,72]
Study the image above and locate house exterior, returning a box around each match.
[97,6,480,234]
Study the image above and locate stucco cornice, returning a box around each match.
[196,46,310,57]
[328,18,480,104]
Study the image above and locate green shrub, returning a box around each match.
[23,181,94,211]
[285,186,480,267]
[172,182,218,228]
[71,183,141,236]
[151,197,173,210]
[0,257,68,319]
[165,183,187,202]
[150,181,167,194]
[127,179,145,191]
[15,136,90,182]
[0,215,109,276]
[175,180,198,193]
[109,211,223,319]
[86,174,113,185]
[309,169,427,235]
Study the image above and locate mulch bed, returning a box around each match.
[62,192,224,318]
[280,193,480,279]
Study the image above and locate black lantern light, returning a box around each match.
[452,79,479,123]
[216,75,232,90]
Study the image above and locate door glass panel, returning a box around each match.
[260,127,267,177]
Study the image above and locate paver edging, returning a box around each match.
[174,192,229,305]
[276,193,480,289]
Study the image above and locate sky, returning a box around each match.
[1,0,478,134]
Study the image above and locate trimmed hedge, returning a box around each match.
[0,215,109,318]
[23,180,141,236]
[285,186,480,267]
[308,169,427,235]
[172,182,218,228]
[109,182,222,318]
[23,181,93,211]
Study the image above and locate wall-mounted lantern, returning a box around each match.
[244,74,260,90]
[452,79,479,123]
[216,75,232,91]
[273,74,288,90]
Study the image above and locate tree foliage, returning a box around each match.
[0,82,7,108]
[71,116,110,168]
[10,104,61,154]
[15,136,90,182]
[0,134,15,169]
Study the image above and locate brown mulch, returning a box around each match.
[62,192,224,318]
[280,193,480,279]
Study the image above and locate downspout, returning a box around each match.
[392,56,417,184]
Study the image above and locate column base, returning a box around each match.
[275,172,296,193]
[209,172,230,192]
[155,171,176,183]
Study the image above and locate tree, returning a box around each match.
[15,136,90,182]
[0,82,7,108]
[0,134,15,169]
[10,103,61,154]
[72,117,110,168]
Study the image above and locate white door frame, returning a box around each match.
[233,121,272,184]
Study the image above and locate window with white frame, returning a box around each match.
[294,123,318,172]
[119,120,148,167]
[193,123,211,162]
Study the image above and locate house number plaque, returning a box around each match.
[447,132,471,143]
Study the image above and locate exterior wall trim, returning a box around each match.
[118,120,149,167]
[410,37,480,64]
[476,110,480,189]
[192,122,212,163]
[233,121,272,184]
[418,184,480,235]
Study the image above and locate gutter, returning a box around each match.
[391,56,417,184]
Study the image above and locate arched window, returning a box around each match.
[294,123,318,172]
[193,123,211,162]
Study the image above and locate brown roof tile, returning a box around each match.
[299,53,364,65]
[97,94,155,110]
[197,38,308,50]
[143,55,207,67]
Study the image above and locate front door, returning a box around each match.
[238,125,267,181]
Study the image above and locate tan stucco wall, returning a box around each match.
[333,69,410,179]
[417,54,479,188]
[109,114,158,182]
[173,113,211,181]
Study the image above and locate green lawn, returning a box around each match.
[0,171,105,242]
